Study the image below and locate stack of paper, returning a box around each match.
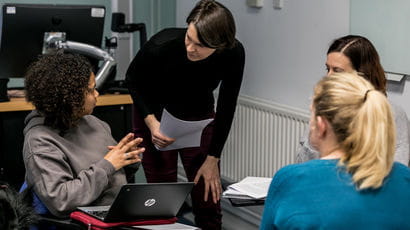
[222,176,272,200]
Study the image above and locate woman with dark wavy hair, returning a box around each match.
[296,35,410,166]
[23,53,144,218]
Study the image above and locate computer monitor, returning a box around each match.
[0,4,106,101]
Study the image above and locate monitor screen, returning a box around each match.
[0,4,106,79]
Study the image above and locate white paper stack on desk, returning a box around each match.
[222,176,272,200]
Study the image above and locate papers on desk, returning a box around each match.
[132,222,199,230]
[158,109,213,151]
[222,176,272,200]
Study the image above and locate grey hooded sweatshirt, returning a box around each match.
[23,110,127,218]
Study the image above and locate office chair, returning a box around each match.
[19,182,84,230]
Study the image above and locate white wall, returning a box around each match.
[176,0,349,112]
[350,0,410,116]
[111,0,134,80]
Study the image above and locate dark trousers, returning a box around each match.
[132,107,222,230]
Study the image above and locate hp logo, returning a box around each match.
[144,198,156,207]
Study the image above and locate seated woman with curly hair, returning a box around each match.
[23,53,145,218]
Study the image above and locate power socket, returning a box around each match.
[247,0,264,8]
[273,0,284,9]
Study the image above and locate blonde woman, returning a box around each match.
[260,72,410,229]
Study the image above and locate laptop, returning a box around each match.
[77,182,194,223]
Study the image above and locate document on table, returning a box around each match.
[132,222,200,230]
[158,109,213,151]
[222,176,272,199]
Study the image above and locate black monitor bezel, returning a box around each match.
[0,3,106,79]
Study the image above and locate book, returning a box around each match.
[70,211,177,230]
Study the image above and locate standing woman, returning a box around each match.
[126,0,245,229]
[260,72,410,229]
[296,35,410,165]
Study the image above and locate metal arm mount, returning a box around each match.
[43,32,116,89]
[58,41,116,89]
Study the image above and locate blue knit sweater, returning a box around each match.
[260,159,410,230]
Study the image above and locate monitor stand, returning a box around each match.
[0,78,10,102]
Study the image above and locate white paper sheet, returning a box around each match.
[222,176,272,199]
[158,109,213,151]
[132,222,200,230]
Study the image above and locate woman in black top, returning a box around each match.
[126,1,245,229]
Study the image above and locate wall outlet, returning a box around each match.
[273,0,283,9]
[247,0,264,8]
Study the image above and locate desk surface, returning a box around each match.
[0,94,133,112]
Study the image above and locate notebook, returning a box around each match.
[77,182,194,223]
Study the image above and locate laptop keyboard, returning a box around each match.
[87,210,108,219]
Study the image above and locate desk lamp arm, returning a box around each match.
[43,32,116,90]
[58,41,116,89]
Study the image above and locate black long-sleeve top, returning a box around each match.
[126,28,245,158]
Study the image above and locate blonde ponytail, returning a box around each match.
[313,72,395,190]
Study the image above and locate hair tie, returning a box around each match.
[363,89,371,102]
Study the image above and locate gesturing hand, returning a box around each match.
[104,133,145,170]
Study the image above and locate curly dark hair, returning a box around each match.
[25,53,92,132]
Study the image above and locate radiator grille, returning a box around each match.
[221,95,309,181]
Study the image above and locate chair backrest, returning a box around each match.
[20,182,83,230]
[19,182,50,215]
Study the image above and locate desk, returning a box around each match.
[0,94,133,189]
[0,94,133,112]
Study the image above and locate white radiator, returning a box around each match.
[221,95,310,181]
